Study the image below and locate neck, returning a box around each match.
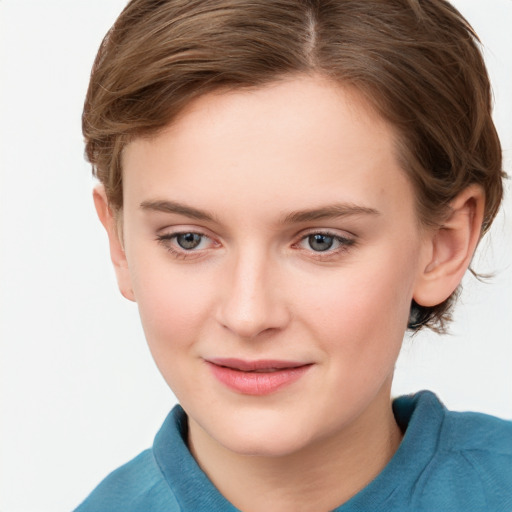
[187,384,403,512]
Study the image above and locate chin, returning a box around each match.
[205,409,321,458]
[221,431,313,458]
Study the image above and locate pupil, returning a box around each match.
[309,234,334,252]
[177,233,201,250]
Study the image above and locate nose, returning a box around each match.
[216,247,291,339]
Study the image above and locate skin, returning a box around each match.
[95,75,484,512]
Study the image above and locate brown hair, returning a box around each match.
[83,0,504,332]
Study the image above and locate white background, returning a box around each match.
[0,1,511,511]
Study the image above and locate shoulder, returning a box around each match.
[438,406,512,505]
[73,449,180,512]
[443,406,512,456]
[406,391,512,511]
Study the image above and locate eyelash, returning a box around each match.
[293,231,356,260]
[155,230,356,261]
[156,231,216,260]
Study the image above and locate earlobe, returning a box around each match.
[93,185,136,302]
[413,184,485,308]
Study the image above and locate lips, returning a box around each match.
[206,358,313,395]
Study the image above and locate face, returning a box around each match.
[116,75,431,457]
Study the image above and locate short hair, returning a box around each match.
[83,0,504,333]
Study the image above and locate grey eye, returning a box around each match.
[308,234,334,252]
[176,233,203,250]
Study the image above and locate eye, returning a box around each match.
[175,232,203,250]
[295,231,355,255]
[156,230,217,258]
[307,233,336,252]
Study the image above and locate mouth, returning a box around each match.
[205,358,313,395]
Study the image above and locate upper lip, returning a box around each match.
[207,358,311,372]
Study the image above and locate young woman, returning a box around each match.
[75,1,511,510]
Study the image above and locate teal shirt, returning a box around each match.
[74,391,512,511]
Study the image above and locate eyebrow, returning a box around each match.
[282,204,380,224]
[140,199,380,224]
[140,199,217,222]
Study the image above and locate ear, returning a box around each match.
[413,184,485,307]
[93,185,136,302]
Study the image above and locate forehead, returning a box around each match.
[121,75,415,221]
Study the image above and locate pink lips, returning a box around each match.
[206,358,312,395]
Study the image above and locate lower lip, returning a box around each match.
[207,362,312,395]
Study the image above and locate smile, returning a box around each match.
[206,358,313,396]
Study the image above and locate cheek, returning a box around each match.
[128,252,217,349]
[128,256,221,397]
[293,249,416,357]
